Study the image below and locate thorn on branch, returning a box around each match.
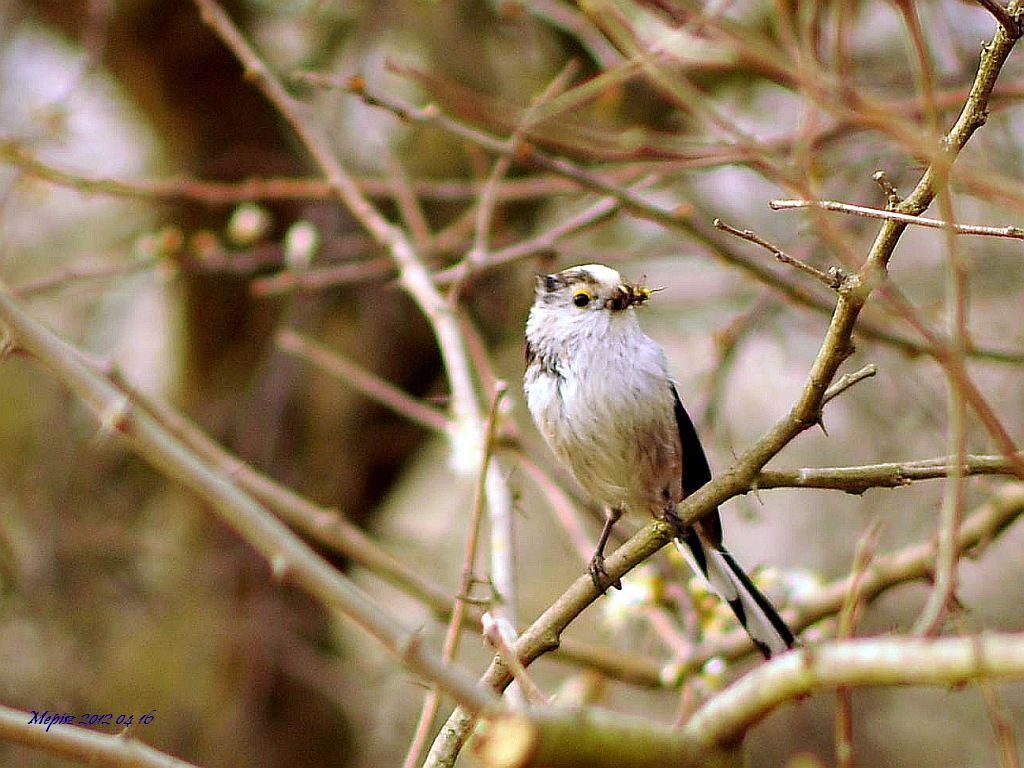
[822,364,878,407]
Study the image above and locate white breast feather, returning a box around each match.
[525,305,680,515]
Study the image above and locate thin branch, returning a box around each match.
[714,218,845,290]
[769,198,1024,239]
[977,673,1022,768]
[912,48,972,634]
[0,704,198,768]
[756,453,1022,493]
[456,59,580,289]
[13,257,161,297]
[875,280,1024,481]
[276,328,449,433]
[821,364,878,407]
[193,0,486,473]
[402,383,508,768]
[462,382,509,658]
[834,519,882,768]
[481,614,548,707]
[250,256,396,296]
[387,153,434,254]
[0,281,497,715]
[0,135,676,205]
[683,633,1024,750]
[702,290,780,429]
[974,0,1021,37]
[516,450,595,567]
[435,179,653,286]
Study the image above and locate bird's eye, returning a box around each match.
[572,290,592,308]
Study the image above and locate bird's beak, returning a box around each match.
[607,282,653,311]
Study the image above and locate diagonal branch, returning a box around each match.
[0,281,497,716]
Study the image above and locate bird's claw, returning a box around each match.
[588,554,622,593]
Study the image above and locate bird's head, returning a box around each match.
[531,263,654,314]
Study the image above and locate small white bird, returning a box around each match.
[524,263,794,658]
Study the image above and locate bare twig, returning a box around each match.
[276,328,449,433]
[0,704,198,768]
[432,183,647,287]
[755,453,1023,493]
[515,450,595,566]
[875,280,1024,481]
[455,59,580,290]
[193,0,486,473]
[481,613,548,707]
[0,281,497,715]
[13,256,161,297]
[821,364,878,407]
[714,218,845,290]
[770,198,1024,240]
[974,0,1021,37]
[402,383,508,768]
[387,153,434,254]
[684,633,1024,750]
[250,256,396,296]
[872,170,902,209]
[834,520,882,768]
[977,672,1022,768]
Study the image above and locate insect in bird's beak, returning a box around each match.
[606,281,656,310]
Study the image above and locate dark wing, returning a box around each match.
[669,382,712,496]
[670,381,724,547]
[669,383,796,658]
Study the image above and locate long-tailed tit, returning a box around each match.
[524,263,795,658]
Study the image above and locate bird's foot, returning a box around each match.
[660,505,685,534]
[588,554,622,593]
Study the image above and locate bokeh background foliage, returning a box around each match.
[1,0,1023,766]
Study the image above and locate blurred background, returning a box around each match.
[0,0,1023,766]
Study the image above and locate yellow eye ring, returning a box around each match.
[572,290,592,308]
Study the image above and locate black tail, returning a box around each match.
[675,533,795,658]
